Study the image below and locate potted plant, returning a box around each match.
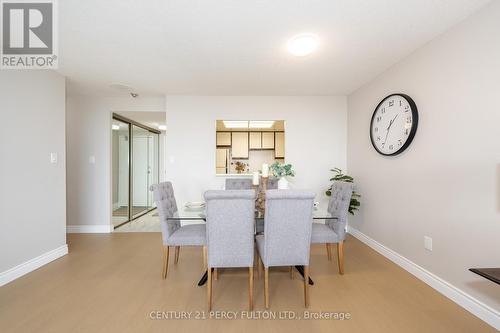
[326,168,361,215]
[270,162,295,189]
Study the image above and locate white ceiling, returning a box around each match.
[59,0,491,96]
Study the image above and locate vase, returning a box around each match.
[278,177,289,189]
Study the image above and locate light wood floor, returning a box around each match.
[113,206,149,217]
[0,234,494,333]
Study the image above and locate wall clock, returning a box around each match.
[370,93,418,156]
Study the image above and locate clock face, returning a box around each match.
[370,94,418,156]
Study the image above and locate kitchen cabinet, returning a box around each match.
[216,132,231,146]
[275,132,285,158]
[249,132,262,149]
[231,132,249,158]
[216,148,228,174]
[262,132,275,149]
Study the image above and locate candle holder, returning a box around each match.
[254,176,268,213]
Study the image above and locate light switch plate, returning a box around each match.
[50,153,58,164]
[424,236,433,251]
[89,156,96,164]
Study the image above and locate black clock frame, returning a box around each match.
[369,93,418,156]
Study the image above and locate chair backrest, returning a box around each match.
[327,181,354,240]
[204,190,256,268]
[262,190,315,267]
[225,178,253,190]
[258,177,278,191]
[150,182,179,243]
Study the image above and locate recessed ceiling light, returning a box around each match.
[158,125,167,131]
[287,33,319,57]
[249,121,275,129]
[223,121,249,129]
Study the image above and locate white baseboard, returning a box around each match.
[0,244,68,287]
[67,225,113,233]
[347,226,500,330]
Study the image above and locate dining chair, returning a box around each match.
[204,190,256,311]
[225,178,253,190]
[256,190,315,308]
[151,182,206,279]
[310,181,354,274]
[225,177,277,190]
[266,177,279,190]
[256,176,278,191]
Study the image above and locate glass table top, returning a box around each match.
[167,206,335,221]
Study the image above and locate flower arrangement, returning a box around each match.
[234,161,248,173]
[270,162,295,178]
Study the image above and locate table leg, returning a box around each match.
[198,270,208,286]
[295,266,314,285]
[199,267,313,286]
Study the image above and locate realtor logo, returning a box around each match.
[1,0,58,69]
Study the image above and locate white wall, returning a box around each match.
[347,0,500,320]
[165,96,347,207]
[0,71,67,284]
[66,95,165,229]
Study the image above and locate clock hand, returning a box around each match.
[387,114,398,131]
[383,129,390,145]
[383,114,399,145]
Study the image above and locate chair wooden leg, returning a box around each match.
[174,246,180,264]
[303,265,309,308]
[290,266,294,279]
[337,241,344,275]
[214,268,218,280]
[264,267,269,309]
[162,246,169,279]
[257,255,262,279]
[326,243,332,261]
[202,246,207,270]
[207,267,212,311]
[248,267,254,311]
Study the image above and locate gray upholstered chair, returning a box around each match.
[266,177,279,190]
[204,190,256,311]
[225,177,277,191]
[225,178,253,190]
[151,182,206,279]
[256,190,315,308]
[256,176,278,191]
[310,181,354,274]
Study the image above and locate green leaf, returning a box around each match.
[327,167,360,215]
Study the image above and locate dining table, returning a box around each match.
[167,205,337,286]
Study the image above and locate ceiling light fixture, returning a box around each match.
[249,121,275,129]
[287,33,319,57]
[112,124,120,130]
[223,121,249,129]
[109,83,132,91]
